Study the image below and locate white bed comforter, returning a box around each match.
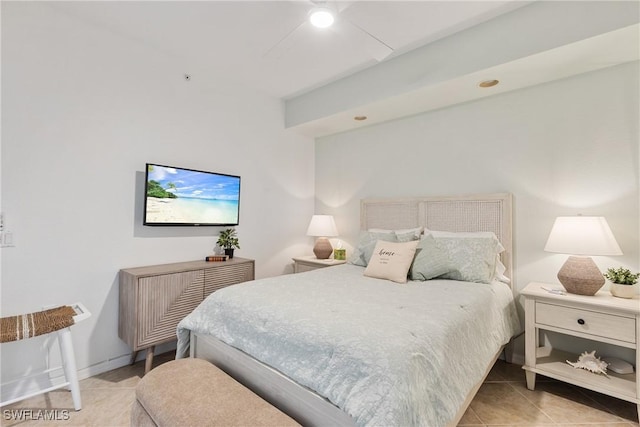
[177,264,520,427]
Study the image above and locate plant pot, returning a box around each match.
[224,248,235,259]
[609,282,636,299]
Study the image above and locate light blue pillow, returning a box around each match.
[436,236,500,284]
[409,234,453,281]
[369,227,423,242]
[348,231,398,266]
[395,230,421,242]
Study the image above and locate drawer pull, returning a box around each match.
[577,318,585,325]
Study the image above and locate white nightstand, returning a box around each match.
[521,282,639,420]
[292,255,346,273]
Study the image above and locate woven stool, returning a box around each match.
[131,358,300,426]
[0,303,90,410]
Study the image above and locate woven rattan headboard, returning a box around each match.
[361,193,513,285]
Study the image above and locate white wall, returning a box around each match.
[0,3,315,397]
[315,62,640,355]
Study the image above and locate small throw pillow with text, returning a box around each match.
[364,240,419,283]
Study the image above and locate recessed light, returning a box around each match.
[479,79,499,88]
[309,7,335,28]
[354,116,367,121]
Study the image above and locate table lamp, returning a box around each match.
[306,215,338,259]
[544,216,622,295]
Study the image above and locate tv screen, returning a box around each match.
[144,163,240,226]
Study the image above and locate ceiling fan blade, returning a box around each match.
[334,19,394,62]
[333,1,354,14]
[263,20,310,60]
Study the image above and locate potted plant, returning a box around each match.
[603,267,639,299]
[216,228,240,259]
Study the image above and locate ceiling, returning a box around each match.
[46,1,639,137]
[289,22,640,136]
[48,1,529,99]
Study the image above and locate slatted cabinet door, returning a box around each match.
[137,269,204,348]
[204,262,254,297]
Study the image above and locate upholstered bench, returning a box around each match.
[131,358,300,426]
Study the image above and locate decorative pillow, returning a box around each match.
[436,236,501,284]
[427,230,499,240]
[348,231,397,266]
[424,230,506,284]
[427,230,506,253]
[409,234,453,281]
[369,227,423,241]
[364,240,419,283]
[395,229,422,242]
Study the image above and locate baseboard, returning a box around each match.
[509,352,525,366]
[1,353,130,405]
[1,343,176,405]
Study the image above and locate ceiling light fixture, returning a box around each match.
[479,79,499,88]
[309,7,335,28]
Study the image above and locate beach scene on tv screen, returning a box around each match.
[145,165,239,224]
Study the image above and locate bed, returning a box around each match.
[176,193,520,426]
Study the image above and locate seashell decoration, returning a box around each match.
[566,351,608,376]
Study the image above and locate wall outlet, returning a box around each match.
[1,231,14,247]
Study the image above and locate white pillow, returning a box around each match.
[494,257,510,284]
[364,240,419,283]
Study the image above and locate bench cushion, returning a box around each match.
[134,358,300,427]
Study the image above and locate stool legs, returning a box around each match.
[57,327,82,410]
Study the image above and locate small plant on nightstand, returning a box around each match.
[604,267,639,299]
[217,228,240,259]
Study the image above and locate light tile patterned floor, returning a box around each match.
[2,354,638,426]
[459,360,639,427]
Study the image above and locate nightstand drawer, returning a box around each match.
[292,256,346,273]
[536,302,636,344]
[295,263,320,273]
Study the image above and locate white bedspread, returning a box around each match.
[177,264,520,427]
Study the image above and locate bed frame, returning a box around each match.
[191,192,514,426]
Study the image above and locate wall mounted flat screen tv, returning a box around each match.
[144,163,240,226]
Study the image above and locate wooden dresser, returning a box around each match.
[119,257,255,373]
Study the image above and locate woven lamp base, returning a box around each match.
[313,237,333,259]
[557,256,605,296]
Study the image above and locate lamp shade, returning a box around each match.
[544,216,622,256]
[306,215,338,237]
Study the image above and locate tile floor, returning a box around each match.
[459,360,639,426]
[2,353,638,426]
